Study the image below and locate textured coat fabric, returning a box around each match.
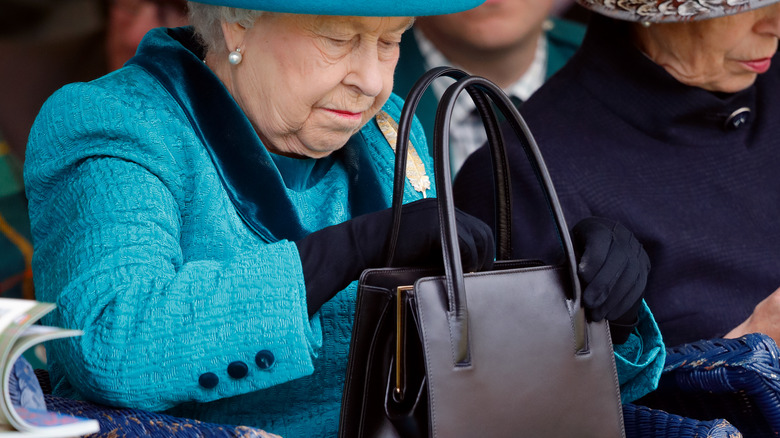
[454,15,780,348]
[25,27,431,437]
[393,17,585,152]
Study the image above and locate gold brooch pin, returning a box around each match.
[375,111,431,198]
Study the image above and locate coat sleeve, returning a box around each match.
[614,302,666,403]
[25,81,322,411]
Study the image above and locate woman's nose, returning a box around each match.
[756,3,780,39]
[343,45,384,97]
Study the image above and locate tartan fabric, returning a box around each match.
[44,394,280,438]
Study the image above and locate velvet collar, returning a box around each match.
[574,15,769,148]
[127,27,386,242]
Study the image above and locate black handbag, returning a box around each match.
[339,67,625,437]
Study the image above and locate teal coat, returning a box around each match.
[26,26,660,438]
[393,18,585,151]
[26,27,432,437]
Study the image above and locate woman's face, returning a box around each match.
[633,4,780,93]
[107,0,188,71]
[416,0,554,53]
[220,14,412,158]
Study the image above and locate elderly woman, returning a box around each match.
[455,0,780,348]
[25,0,662,435]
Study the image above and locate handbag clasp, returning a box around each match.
[395,285,413,401]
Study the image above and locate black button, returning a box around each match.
[724,107,750,130]
[198,372,219,389]
[255,350,275,370]
[227,361,249,379]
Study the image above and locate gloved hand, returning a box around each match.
[572,217,651,344]
[296,198,495,317]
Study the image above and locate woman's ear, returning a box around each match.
[220,20,247,54]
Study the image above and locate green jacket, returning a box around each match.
[393,18,585,151]
[1,137,48,370]
[0,138,33,300]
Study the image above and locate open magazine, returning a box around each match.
[0,298,99,437]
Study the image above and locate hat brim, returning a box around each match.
[576,0,780,22]
[190,0,486,16]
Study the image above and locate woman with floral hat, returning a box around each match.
[456,0,780,348]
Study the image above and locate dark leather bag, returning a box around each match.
[339,67,625,437]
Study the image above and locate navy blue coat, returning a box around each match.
[454,16,780,347]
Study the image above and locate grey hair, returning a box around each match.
[187,2,265,56]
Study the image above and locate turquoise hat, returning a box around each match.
[189,0,486,16]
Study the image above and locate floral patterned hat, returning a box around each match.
[576,0,780,22]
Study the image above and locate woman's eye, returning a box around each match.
[380,40,401,49]
[327,37,353,47]
[378,40,401,59]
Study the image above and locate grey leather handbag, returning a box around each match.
[339,67,625,437]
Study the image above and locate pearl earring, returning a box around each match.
[641,21,651,28]
[228,48,243,65]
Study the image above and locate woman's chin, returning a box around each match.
[686,74,759,94]
[713,76,759,94]
[294,138,352,158]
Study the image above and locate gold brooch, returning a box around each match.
[375,111,431,198]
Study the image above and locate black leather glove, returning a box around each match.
[572,217,651,344]
[296,198,495,317]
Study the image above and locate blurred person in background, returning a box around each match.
[455,0,780,348]
[393,0,585,173]
[0,0,188,160]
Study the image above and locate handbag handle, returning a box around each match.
[392,71,588,366]
[385,66,514,265]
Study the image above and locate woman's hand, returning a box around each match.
[296,198,494,316]
[388,198,495,272]
[572,217,651,343]
[725,286,780,344]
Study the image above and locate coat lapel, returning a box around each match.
[128,27,386,242]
